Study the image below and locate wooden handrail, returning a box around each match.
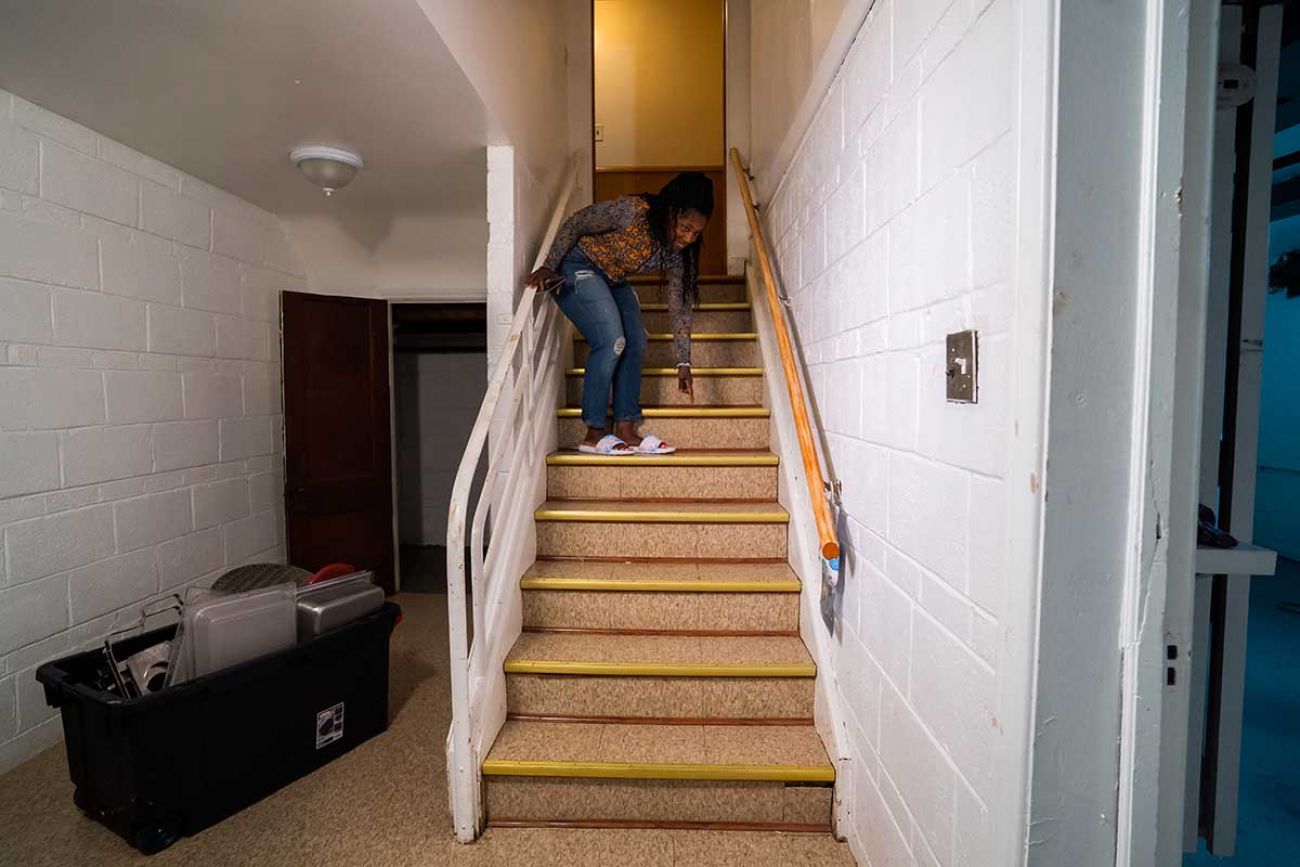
[729,148,840,563]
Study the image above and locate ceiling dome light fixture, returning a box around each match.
[290,145,364,196]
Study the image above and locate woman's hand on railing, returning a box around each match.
[526,267,564,294]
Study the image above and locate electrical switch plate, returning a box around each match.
[594,124,605,142]
[946,330,978,403]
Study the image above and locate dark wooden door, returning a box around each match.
[282,291,395,595]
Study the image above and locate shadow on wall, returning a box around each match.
[335,206,398,252]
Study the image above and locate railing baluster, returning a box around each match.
[469,493,487,668]
[445,154,583,842]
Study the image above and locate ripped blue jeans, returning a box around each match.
[553,249,647,430]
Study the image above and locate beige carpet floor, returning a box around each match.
[0,592,856,866]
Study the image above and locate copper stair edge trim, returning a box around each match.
[556,406,770,417]
[519,577,802,593]
[488,820,832,833]
[567,367,764,375]
[501,661,816,677]
[505,713,816,726]
[520,627,801,638]
[479,758,834,781]
[640,301,751,311]
[546,452,769,457]
[533,507,789,523]
[550,448,777,455]
[534,556,789,563]
[546,450,778,466]
[629,274,744,285]
[576,332,757,342]
[538,496,777,505]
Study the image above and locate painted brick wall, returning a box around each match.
[0,89,306,772]
[760,1,1012,864]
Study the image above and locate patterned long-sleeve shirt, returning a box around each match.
[544,196,693,366]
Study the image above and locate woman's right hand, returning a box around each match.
[527,267,564,293]
[677,366,694,400]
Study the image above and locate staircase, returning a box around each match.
[479,274,837,831]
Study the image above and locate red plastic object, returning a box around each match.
[306,563,397,624]
[308,563,357,585]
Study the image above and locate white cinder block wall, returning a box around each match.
[760,1,1013,864]
[0,90,306,772]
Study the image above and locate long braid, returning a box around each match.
[655,229,702,313]
[683,238,700,310]
[657,208,671,306]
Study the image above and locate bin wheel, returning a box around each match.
[134,822,180,855]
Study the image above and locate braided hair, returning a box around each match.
[641,171,714,308]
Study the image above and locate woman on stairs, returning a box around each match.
[527,171,714,456]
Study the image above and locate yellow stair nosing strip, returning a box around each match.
[640,302,751,311]
[503,660,816,677]
[567,367,763,376]
[533,508,789,523]
[575,333,756,342]
[556,407,769,418]
[520,577,802,593]
[630,275,745,286]
[480,759,835,782]
[545,453,778,467]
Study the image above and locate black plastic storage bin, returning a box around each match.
[36,602,401,854]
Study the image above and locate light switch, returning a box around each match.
[594,124,605,142]
[946,330,978,403]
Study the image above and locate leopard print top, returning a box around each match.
[544,195,692,365]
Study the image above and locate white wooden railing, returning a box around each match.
[444,155,582,841]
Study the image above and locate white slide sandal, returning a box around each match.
[636,434,676,455]
[578,434,635,456]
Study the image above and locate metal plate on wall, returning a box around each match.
[946,330,978,403]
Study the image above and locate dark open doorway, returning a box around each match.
[391,303,487,594]
[1185,5,1300,863]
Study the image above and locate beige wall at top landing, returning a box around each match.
[594,0,725,168]
[749,0,850,178]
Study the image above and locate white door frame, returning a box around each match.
[1185,7,1242,850]
[1023,2,1217,865]
[1115,1,1220,865]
